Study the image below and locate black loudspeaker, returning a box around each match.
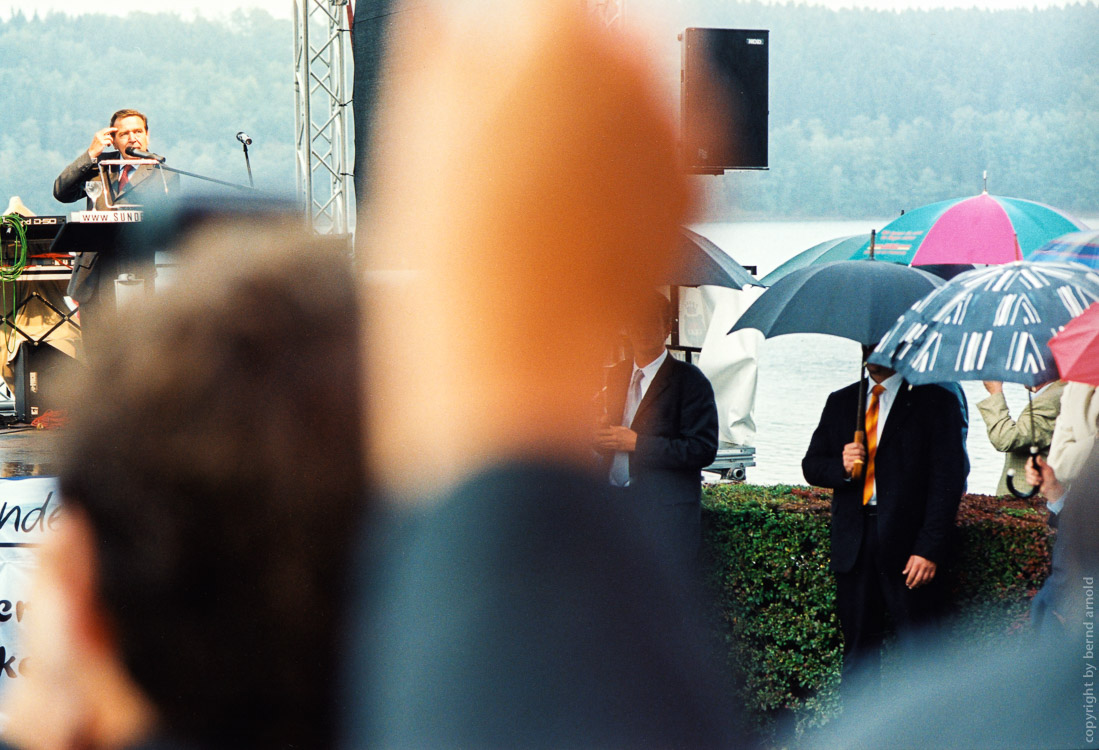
[680,28,769,173]
[12,343,79,423]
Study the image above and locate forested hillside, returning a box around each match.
[637,0,1099,218]
[1,3,1096,220]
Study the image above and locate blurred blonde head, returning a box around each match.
[361,0,697,498]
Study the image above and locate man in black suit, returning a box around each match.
[802,351,968,695]
[595,290,719,571]
[53,108,176,311]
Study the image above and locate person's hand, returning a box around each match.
[903,555,937,589]
[1027,455,1065,501]
[1024,455,1043,487]
[87,127,117,159]
[842,441,866,478]
[982,380,1003,395]
[594,425,637,453]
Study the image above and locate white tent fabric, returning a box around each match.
[681,284,765,448]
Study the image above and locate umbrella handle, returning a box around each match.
[851,429,865,479]
[1006,447,1040,499]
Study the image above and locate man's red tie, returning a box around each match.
[863,384,885,506]
[118,165,135,190]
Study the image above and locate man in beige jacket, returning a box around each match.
[977,379,1066,496]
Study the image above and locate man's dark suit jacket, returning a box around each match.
[344,461,746,748]
[602,354,718,502]
[599,354,718,564]
[802,379,968,574]
[53,149,175,304]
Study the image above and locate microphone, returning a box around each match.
[237,132,255,187]
[125,146,165,162]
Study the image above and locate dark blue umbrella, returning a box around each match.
[869,261,1099,387]
[730,259,944,482]
[760,234,869,285]
[761,233,975,286]
[729,260,942,346]
[672,227,764,289]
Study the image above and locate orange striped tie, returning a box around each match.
[863,384,885,506]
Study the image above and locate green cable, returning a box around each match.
[0,213,28,355]
[0,213,27,281]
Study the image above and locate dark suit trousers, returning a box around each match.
[836,511,946,696]
[607,485,701,578]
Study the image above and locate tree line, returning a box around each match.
[644,0,1099,219]
[1,3,1096,221]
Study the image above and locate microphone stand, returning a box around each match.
[240,140,254,188]
[150,163,255,191]
[114,162,258,204]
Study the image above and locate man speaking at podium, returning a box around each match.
[54,108,173,212]
[53,108,177,325]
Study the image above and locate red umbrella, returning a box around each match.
[1049,302,1099,387]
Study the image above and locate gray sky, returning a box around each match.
[0,0,1083,18]
[0,0,291,19]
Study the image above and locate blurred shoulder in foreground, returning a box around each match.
[346,0,747,746]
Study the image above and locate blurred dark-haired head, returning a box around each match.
[58,213,367,748]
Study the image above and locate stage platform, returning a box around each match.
[0,425,60,477]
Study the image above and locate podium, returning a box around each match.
[49,210,157,307]
[49,210,148,263]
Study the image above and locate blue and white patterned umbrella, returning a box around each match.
[869,261,1099,386]
[1027,229,1099,270]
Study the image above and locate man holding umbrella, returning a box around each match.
[977,378,1065,497]
[803,349,969,697]
[727,258,967,695]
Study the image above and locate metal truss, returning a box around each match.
[293,0,355,236]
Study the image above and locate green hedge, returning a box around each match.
[700,483,1053,743]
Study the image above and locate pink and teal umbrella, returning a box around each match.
[847,193,1086,266]
[1027,230,1099,270]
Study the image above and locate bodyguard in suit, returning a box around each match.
[802,351,968,696]
[53,108,176,309]
[595,290,719,571]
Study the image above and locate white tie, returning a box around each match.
[623,368,644,427]
[609,369,644,486]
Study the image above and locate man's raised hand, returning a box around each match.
[87,127,117,159]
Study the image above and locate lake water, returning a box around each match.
[690,217,1097,496]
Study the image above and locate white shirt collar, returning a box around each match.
[869,370,903,432]
[633,348,668,383]
[874,371,903,397]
